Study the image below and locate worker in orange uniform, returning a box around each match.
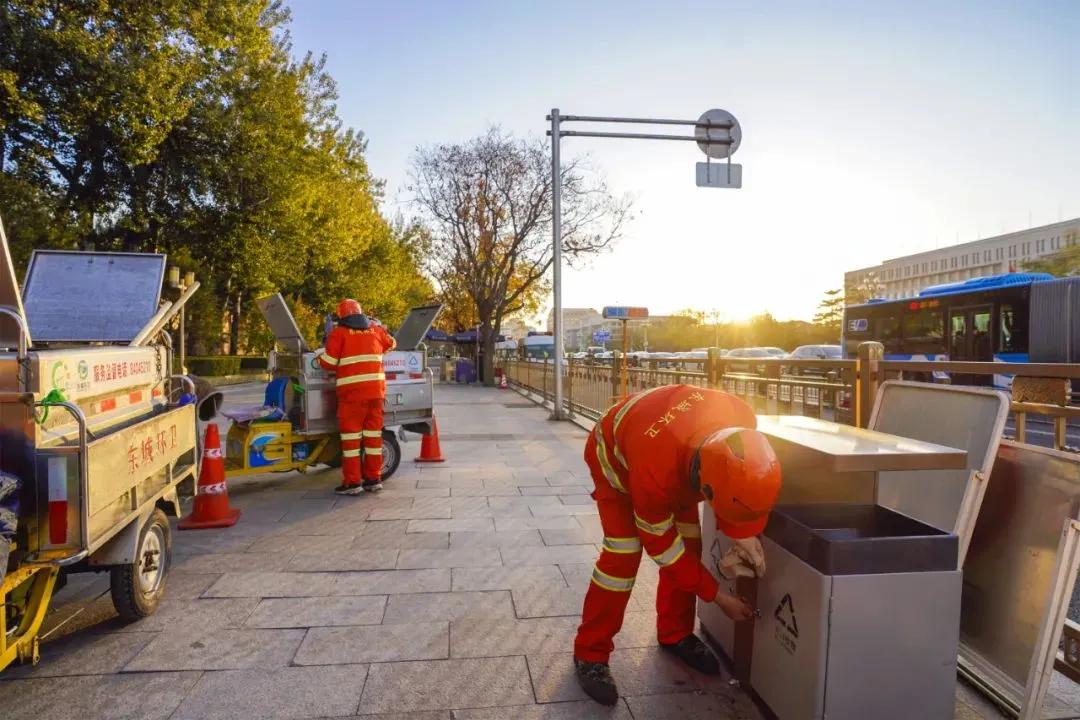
[574,384,781,705]
[318,299,396,495]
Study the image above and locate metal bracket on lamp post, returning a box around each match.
[546,109,742,420]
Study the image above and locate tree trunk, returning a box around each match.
[480,321,496,387]
[228,291,242,356]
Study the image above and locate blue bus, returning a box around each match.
[842,273,1080,387]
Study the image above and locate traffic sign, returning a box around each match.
[695,109,741,159]
[592,330,611,343]
[602,306,648,320]
[696,162,742,189]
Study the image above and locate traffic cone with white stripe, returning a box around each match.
[179,424,241,530]
[414,418,446,463]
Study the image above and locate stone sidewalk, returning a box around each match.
[0,383,1030,718]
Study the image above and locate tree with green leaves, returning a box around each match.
[1024,230,1080,277]
[813,288,844,338]
[1,0,431,355]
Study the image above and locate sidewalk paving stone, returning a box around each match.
[286,547,400,572]
[203,571,339,598]
[397,547,503,568]
[294,622,448,665]
[0,672,200,720]
[501,545,600,567]
[174,551,291,573]
[382,590,514,623]
[357,657,534,714]
[452,565,567,592]
[168,572,227,599]
[540,528,601,546]
[244,595,387,628]
[354,530,450,550]
[450,616,579,657]
[172,666,367,720]
[450,530,544,548]
[124,628,305,671]
[404,518,496,533]
[451,700,633,719]
[521,485,591,496]
[2,630,157,678]
[623,691,761,720]
[527,647,713,703]
[333,569,451,595]
[495,516,581,532]
[111,598,260,633]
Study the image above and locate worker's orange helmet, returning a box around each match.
[695,427,781,539]
[336,298,362,319]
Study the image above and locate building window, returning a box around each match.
[1009,246,1016,258]
[922,262,927,273]
[962,255,968,267]
[951,257,957,269]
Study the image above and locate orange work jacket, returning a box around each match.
[318,323,397,400]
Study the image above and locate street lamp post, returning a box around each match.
[168,266,196,373]
[546,109,742,420]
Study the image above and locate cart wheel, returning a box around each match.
[381,430,401,480]
[110,509,171,622]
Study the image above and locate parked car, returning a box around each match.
[787,344,842,377]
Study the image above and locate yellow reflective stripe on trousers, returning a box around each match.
[676,522,701,538]
[610,386,666,468]
[602,536,642,554]
[339,354,383,365]
[361,430,382,438]
[591,566,635,592]
[634,512,674,536]
[651,535,687,567]
[342,449,361,458]
[337,372,386,386]
[340,432,363,441]
[364,446,382,456]
[593,427,627,494]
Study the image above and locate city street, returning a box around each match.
[1,382,1076,718]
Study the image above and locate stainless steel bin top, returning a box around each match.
[756,415,968,473]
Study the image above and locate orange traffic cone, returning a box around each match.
[497,370,508,389]
[415,418,446,463]
[179,424,241,530]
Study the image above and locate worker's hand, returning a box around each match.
[717,546,756,580]
[714,591,754,622]
[732,536,766,577]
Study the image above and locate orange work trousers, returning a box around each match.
[337,397,384,486]
[573,431,703,664]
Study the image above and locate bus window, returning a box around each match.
[999,304,1027,354]
[876,315,900,353]
[902,309,944,349]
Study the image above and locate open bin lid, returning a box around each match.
[393,304,442,351]
[0,216,30,349]
[869,381,1009,565]
[256,293,310,353]
[23,249,165,344]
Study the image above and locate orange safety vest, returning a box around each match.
[318,324,397,400]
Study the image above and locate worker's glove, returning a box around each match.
[717,547,757,580]
[732,536,767,577]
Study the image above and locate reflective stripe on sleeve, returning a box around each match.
[591,566,636,592]
[318,350,339,366]
[602,536,642,554]
[594,427,627,494]
[650,535,687,567]
[675,521,702,538]
[337,372,386,386]
[339,354,383,365]
[340,432,363,441]
[634,513,674,536]
[361,430,382,438]
[342,449,361,458]
[611,386,666,468]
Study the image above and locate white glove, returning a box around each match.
[717,547,756,580]
[732,536,767,577]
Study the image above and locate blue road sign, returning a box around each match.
[593,330,611,343]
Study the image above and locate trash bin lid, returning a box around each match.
[256,293,310,353]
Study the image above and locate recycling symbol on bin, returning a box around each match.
[774,593,799,638]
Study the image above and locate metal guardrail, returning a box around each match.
[501,343,1080,451]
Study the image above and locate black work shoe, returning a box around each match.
[334,484,364,496]
[574,658,618,706]
[660,634,721,675]
[362,480,383,492]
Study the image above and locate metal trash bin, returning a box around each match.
[744,504,961,720]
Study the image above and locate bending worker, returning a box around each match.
[318,299,396,495]
[574,384,782,705]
